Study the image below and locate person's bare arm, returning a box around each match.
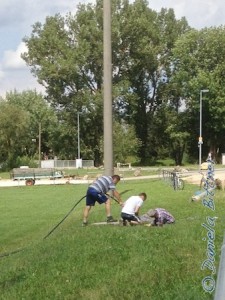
[112,190,123,206]
[134,206,141,215]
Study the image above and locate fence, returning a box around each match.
[161,169,174,184]
[160,169,184,190]
[41,159,94,169]
[116,163,132,170]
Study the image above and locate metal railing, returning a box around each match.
[41,159,94,169]
[160,169,184,190]
[55,160,94,168]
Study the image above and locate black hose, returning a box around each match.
[0,189,131,258]
[0,247,26,258]
[0,194,86,258]
[43,195,86,239]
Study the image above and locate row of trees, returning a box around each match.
[0,90,140,169]
[1,0,225,169]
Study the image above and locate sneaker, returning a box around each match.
[82,221,88,227]
[107,216,117,223]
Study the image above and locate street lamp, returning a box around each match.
[77,112,80,159]
[199,89,209,171]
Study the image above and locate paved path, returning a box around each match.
[0,175,160,187]
[1,169,224,187]
[0,178,90,187]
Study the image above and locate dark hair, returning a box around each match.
[139,192,147,200]
[112,175,121,181]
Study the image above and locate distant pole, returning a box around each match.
[38,122,41,168]
[199,89,209,171]
[103,0,113,176]
[77,112,80,159]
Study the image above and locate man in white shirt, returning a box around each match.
[121,192,147,226]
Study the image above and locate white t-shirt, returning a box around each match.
[121,196,143,215]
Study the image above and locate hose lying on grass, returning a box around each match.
[0,189,131,258]
[0,194,86,258]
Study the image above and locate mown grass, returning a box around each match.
[0,179,225,300]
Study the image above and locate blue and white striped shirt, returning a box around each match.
[89,176,115,194]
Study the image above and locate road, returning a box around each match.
[1,168,225,187]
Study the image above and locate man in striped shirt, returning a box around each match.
[82,175,122,226]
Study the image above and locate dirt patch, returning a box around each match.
[183,171,225,189]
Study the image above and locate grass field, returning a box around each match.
[0,178,225,300]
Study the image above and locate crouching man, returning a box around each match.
[121,193,147,226]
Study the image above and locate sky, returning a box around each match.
[0,0,225,98]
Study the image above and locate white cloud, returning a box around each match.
[2,42,27,70]
[0,68,4,80]
[0,68,45,98]
[0,0,95,29]
[0,0,225,97]
[0,0,96,96]
[148,0,225,29]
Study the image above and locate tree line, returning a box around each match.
[1,0,225,170]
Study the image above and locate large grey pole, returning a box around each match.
[214,233,225,300]
[103,0,113,176]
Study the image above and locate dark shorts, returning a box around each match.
[121,212,140,223]
[86,187,107,206]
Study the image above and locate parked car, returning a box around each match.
[201,162,209,170]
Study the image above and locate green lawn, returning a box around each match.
[0,179,224,299]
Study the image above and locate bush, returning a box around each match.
[0,156,38,171]
[15,156,38,168]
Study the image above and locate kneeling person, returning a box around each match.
[121,193,147,226]
[142,208,175,226]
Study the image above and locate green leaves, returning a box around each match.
[0,90,59,168]
[0,100,30,165]
[171,26,225,161]
[17,1,225,165]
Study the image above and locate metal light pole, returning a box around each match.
[199,89,209,171]
[38,122,41,168]
[77,112,80,159]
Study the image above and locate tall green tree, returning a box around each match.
[0,100,30,168]
[2,90,59,162]
[22,5,105,164]
[22,0,190,164]
[170,26,225,162]
[111,2,190,162]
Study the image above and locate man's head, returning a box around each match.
[147,209,157,217]
[139,192,147,201]
[112,174,121,184]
